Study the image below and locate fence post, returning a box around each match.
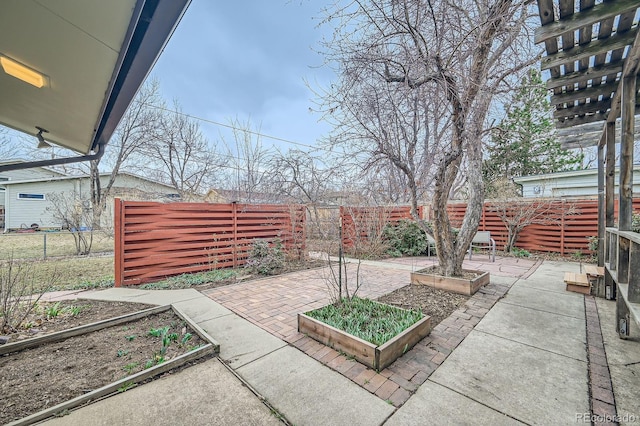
[43,233,47,259]
[232,202,238,268]
[114,198,124,287]
[560,200,565,256]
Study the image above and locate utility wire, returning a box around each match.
[141,103,331,154]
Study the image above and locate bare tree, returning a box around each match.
[221,118,274,203]
[269,149,339,236]
[489,181,576,252]
[47,191,94,255]
[89,78,163,225]
[318,0,537,275]
[143,102,219,199]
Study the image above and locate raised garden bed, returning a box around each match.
[0,303,219,426]
[298,298,430,370]
[410,266,489,295]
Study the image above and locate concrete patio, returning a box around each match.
[31,255,640,425]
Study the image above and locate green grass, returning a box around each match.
[139,269,238,290]
[305,297,423,346]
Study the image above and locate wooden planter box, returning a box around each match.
[298,306,431,371]
[410,268,489,295]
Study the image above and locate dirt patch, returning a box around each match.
[377,284,469,327]
[414,265,480,280]
[0,301,207,424]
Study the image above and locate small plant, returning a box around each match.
[117,382,136,392]
[246,239,285,276]
[571,250,583,260]
[181,333,193,344]
[632,211,640,233]
[125,335,136,341]
[148,326,170,338]
[587,236,598,253]
[116,349,129,358]
[510,247,530,258]
[65,305,82,316]
[144,359,155,369]
[122,362,139,374]
[1,255,57,333]
[45,302,63,319]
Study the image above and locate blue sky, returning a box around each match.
[149,0,335,154]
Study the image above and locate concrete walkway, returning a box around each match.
[28,257,640,425]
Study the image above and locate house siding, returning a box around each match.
[517,167,640,198]
[5,179,83,230]
[2,174,178,231]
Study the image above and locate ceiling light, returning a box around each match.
[36,126,51,148]
[0,55,47,88]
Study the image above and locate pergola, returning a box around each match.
[536,0,640,337]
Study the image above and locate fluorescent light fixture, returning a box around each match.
[0,55,47,88]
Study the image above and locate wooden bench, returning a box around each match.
[564,272,591,295]
[468,231,496,262]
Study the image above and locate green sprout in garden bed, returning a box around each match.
[305,297,423,346]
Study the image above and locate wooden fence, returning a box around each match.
[114,199,306,286]
[340,198,640,256]
[341,205,424,249]
[448,197,640,255]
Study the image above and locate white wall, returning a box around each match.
[518,167,640,198]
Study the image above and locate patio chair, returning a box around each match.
[468,231,496,262]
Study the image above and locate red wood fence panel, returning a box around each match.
[448,198,640,255]
[339,198,640,256]
[340,205,423,249]
[114,199,306,286]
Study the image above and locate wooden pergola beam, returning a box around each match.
[546,62,623,90]
[535,0,640,44]
[542,28,638,71]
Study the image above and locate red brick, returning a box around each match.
[388,387,412,407]
[319,348,340,364]
[343,362,367,380]
[327,353,348,370]
[363,373,387,393]
[591,385,615,405]
[353,368,377,386]
[592,399,617,420]
[375,379,401,400]
[388,373,418,392]
[410,370,431,385]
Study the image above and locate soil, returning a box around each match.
[377,284,469,327]
[414,265,481,280]
[0,300,207,425]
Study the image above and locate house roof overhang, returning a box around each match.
[0,0,190,172]
[536,0,640,149]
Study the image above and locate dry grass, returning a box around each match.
[2,256,114,292]
[0,232,113,260]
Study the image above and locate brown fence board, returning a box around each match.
[114,199,306,286]
[341,198,640,256]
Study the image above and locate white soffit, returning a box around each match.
[0,0,136,154]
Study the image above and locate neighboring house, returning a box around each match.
[0,159,66,230]
[0,170,179,231]
[514,166,640,198]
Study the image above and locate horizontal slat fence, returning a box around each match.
[448,198,640,255]
[340,198,640,256]
[341,205,423,249]
[114,199,306,286]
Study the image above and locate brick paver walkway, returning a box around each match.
[204,256,541,407]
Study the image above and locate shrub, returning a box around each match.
[511,247,530,258]
[246,239,285,275]
[382,220,431,257]
[633,211,640,233]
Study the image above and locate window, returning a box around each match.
[17,193,45,200]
